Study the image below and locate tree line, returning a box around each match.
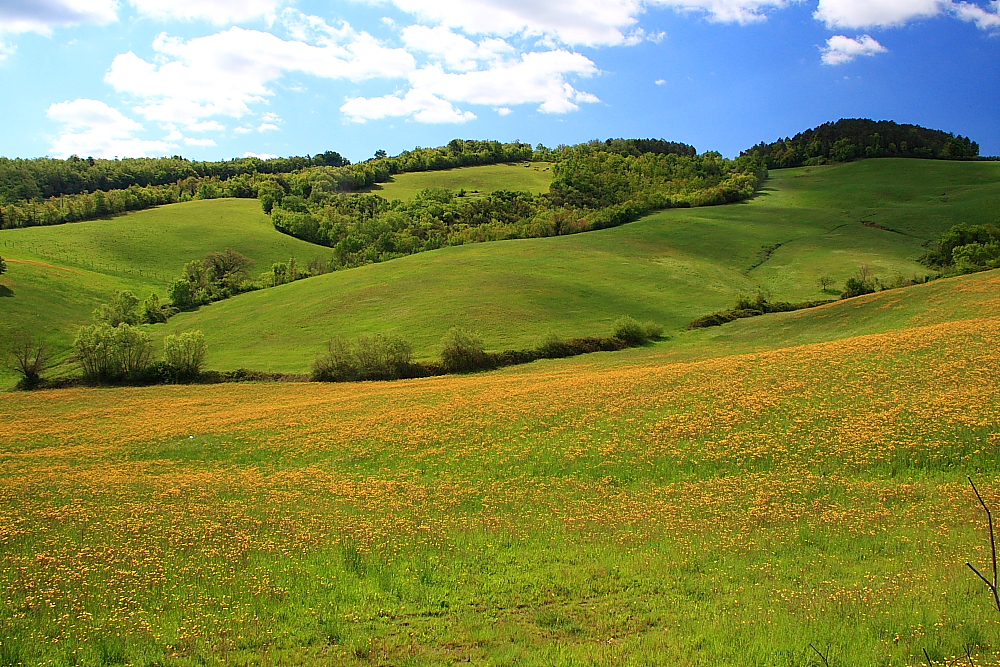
[742,119,982,169]
[0,140,539,230]
[266,144,767,269]
[0,151,349,204]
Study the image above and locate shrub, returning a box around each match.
[440,328,491,373]
[611,316,648,346]
[163,331,208,380]
[641,321,664,340]
[168,278,196,310]
[841,276,876,299]
[140,293,175,324]
[0,255,6,275]
[313,334,415,382]
[74,323,153,384]
[94,290,140,326]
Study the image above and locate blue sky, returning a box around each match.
[0,0,997,161]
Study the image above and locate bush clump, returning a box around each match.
[611,316,662,346]
[163,331,208,380]
[74,323,154,384]
[440,328,491,373]
[313,334,415,382]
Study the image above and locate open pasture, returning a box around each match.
[361,162,554,201]
[158,159,1000,373]
[2,296,1000,665]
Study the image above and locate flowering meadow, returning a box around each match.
[1,314,999,666]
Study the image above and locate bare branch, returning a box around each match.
[967,477,1000,613]
[809,644,830,667]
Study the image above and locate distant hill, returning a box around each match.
[743,118,980,169]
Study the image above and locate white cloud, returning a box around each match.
[129,0,287,25]
[258,122,280,131]
[820,34,888,64]
[815,0,944,28]
[245,151,278,158]
[655,78,666,85]
[651,0,791,24]
[951,0,1000,29]
[105,25,416,126]
[384,0,792,46]
[400,24,513,71]
[261,112,281,122]
[47,98,172,158]
[234,126,253,134]
[495,106,513,115]
[187,120,226,132]
[342,49,599,123]
[183,136,216,146]
[341,89,477,124]
[0,0,117,36]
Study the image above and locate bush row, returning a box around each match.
[312,316,664,383]
[688,293,835,329]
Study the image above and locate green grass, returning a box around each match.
[360,162,554,200]
[157,159,1000,373]
[0,199,324,384]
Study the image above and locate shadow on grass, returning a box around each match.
[0,284,12,297]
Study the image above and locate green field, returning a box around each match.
[0,199,324,382]
[4,155,1000,666]
[3,159,999,382]
[156,159,1000,373]
[360,162,554,200]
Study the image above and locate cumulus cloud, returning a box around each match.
[820,34,887,64]
[0,0,117,35]
[129,0,287,24]
[342,48,600,123]
[951,0,1000,29]
[384,0,791,46]
[815,0,944,28]
[245,151,278,158]
[47,98,172,158]
[105,24,415,126]
[183,136,216,146]
[341,89,478,124]
[400,24,514,71]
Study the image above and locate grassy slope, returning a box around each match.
[3,273,1000,665]
[159,159,1000,372]
[361,162,554,200]
[0,199,323,382]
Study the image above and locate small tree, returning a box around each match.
[168,279,195,310]
[0,255,6,275]
[94,290,140,326]
[818,275,834,292]
[440,328,490,373]
[163,331,208,380]
[6,332,47,390]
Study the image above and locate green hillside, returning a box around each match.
[0,199,326,381]
[158,158,1000,373]
[362,161,554,200]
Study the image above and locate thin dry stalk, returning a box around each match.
[965,476,1000,613]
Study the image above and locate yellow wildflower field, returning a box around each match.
[1,316,999,666]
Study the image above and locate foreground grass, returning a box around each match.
[159,159,1000,372]
[2,298,1000,665]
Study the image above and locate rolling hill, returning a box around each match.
[157,158,1000,373]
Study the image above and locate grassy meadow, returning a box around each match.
[360,162,554,200]
[2,155,1000,666]
[157,158,1000,372]
[2,272,1000,665]
[0,199,323,383]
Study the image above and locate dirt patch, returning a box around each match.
[6,258,81,275]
